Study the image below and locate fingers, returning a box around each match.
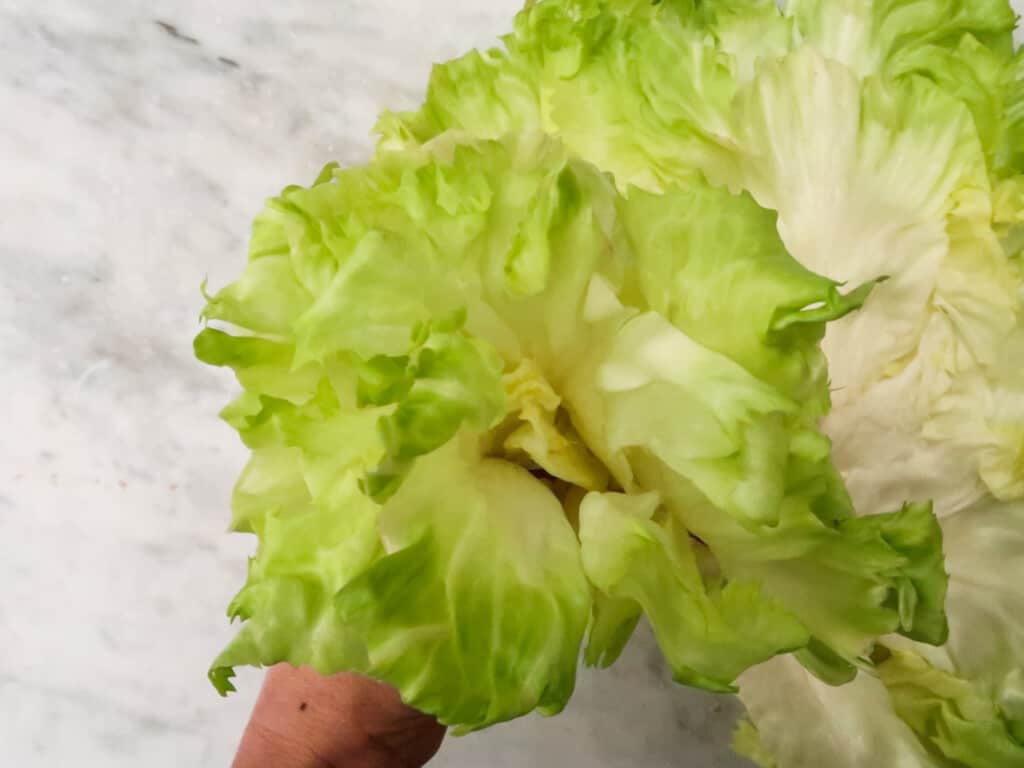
[233,665,445,768]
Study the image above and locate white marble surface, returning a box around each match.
[0,1,751,766]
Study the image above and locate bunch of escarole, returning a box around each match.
[196,0,1024,765]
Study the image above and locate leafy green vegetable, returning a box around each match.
[383,0,1023,520]
[198,131,943,730]
[198,0,1024,759]
[579,489,809,692]
[741,498,1024,768]
[878,648,1024,767]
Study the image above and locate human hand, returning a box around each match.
[233,664,446,768]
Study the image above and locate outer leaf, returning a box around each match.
[579,490,808,691]
[377,0,1024,520]
[377,0,746,191]
[730,47,1019,517]
[877,648,1024,767]
[740,496,1024,767]
[619,183,876,416]
[785,0,1017,79]
[672,479,948,664]
[210,472,383,692]
[336,437,592,732]
[999,50,1024,173]
[199,122,949,732]
[939,499,1024,718]
[739,656,949,768]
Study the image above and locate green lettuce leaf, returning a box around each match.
[377,0,750,191]
[336,436,592,733]
[999,50,1024,173]
[784,0,1021,159]
[877,647,1024,767]
[664,468,948,669]
[560,184,946,678]
[199,130,944,728]
[201,0,1024,737]
[785,0,1017,79]
[376,1,1024,523]
[201,135,616,729]
[740,496,1024,767]
[579,490,808,692]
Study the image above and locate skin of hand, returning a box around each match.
[233,664,446,768]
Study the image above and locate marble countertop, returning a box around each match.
[18,1,1008,766]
